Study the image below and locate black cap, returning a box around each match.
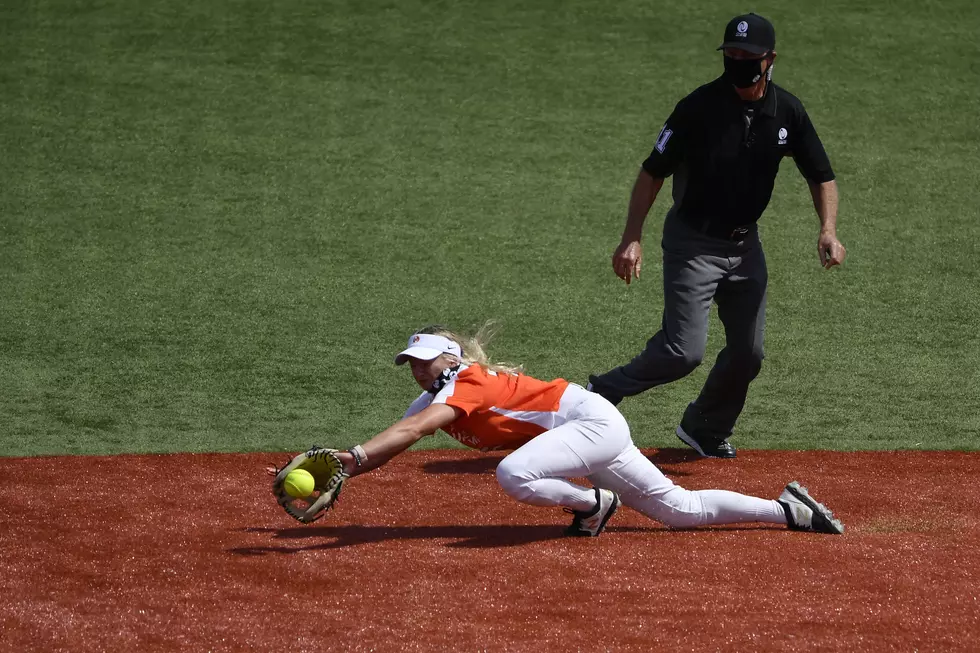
[717,13,775,55]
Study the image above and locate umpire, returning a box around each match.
[587,13,845,458]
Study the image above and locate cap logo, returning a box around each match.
[396,333,463,365]
[778,127,788,144]
[736,20,748,36]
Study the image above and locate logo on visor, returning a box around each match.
[778,127,788,144]
[736,21,748,36]
[412,335,421,343]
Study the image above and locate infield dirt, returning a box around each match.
[1,450,977,652]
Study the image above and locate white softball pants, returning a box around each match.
[494,385,787,529]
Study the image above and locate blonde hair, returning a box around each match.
[417,321,523,375]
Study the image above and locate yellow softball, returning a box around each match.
[284,469,316,498]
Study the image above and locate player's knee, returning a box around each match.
[495,458,532,501]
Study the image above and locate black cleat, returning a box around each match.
[675,425,737,458]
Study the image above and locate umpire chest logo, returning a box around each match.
[778,127,788,145]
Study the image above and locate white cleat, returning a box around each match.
[779,481,845,535]
[565,488,620,537]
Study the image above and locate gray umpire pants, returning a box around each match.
[591,212,768,438]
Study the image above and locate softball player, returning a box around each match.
[335,326,843,536]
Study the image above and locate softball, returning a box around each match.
[283,469,315,498]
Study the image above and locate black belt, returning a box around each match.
[688,218,757,242]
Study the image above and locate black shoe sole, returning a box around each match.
[593,494,619,536]
[675,426,737,458]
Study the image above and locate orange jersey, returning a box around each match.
[404,365,571,451]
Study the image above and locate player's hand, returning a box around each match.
[818,231,846,269]
[334,450,357,476]
[613,239,643,284]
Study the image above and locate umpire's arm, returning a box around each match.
[792,105,846,270]
[808,179,845,269]
[612,104,687,284]
[613,170,665,284]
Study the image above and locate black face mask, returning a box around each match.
[724,56,768,89]
[428,363,460,394]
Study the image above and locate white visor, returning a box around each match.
[394,333,462,365]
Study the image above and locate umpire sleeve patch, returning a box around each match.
[655,127,673,153]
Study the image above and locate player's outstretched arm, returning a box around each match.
[337,404,461,477]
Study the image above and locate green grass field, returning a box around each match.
[2,0,978,456]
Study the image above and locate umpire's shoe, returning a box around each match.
[778,481,845,535]
[565,488,620,537]
[675,424,737,458]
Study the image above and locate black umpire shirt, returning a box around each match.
[643,76,835,238]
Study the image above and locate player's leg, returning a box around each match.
[587,444,788,528]
[495,387,630,512]
[588,247,723,405]
[497,387,843,534]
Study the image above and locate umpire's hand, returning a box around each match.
[818,231,846,269]
[613,239,643,284]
